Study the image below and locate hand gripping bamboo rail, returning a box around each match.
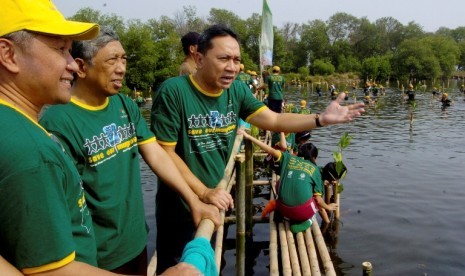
[147,129,244,276]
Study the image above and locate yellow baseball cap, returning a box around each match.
[300,100,306,107]
[1,0,100,40]
[272,65,280,72]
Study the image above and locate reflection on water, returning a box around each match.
[140,82,465,275]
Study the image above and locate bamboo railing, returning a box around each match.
[148,130,341,276]
[147,129,245,276]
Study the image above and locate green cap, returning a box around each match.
[290,219,312,233]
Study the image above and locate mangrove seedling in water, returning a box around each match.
[331,132,352,193]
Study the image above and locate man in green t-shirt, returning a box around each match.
[151,24,365,273]
[266,65,286,113]
[0,0,126,275]
[40,27,220,275]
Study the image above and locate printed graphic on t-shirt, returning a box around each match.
[83,122,137,166]
[187,110,237,154]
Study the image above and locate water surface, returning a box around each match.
[141,82,465,275]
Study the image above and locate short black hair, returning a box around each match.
[297,142,318,163]
[295,131,311,144]
[181,31,200,55]
[197,25,239,55]
[322,162,347,182]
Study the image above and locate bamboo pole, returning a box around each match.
[245,138,254,238]
[362,261,373,276]
[224,216,268,224]
[311,217,336,276]
[278,222,292,276]
[269,189,279,276]
[334,182,340,219]
[304,228,321,276]
[147,251,157,276]
[296,231,311,275]
[214,171,236,271]
[284,221,301,276]
[194,129,245,241]
[253,180,270,185]
[148,129,245,275]
[236,155,246,276]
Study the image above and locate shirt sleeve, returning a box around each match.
[150,79,182,145]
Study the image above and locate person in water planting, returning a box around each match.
[239,129,338,232]
[440,92,452,109]
[405,84,416,101]
[40,26,220,275]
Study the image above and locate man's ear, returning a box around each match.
[195,52,204,69]
[74,58,87,78]
[0,39,20,73]
[189,44,197,55]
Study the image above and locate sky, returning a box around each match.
[54,0,464,33]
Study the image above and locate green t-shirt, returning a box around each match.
[0,102,97,271]
[152,75,265,188]
[235,72,253,91]
[272,152,323,206]
[271,132,296,153]
[266,74,285,100]
[298,107,311,114]
[151,75,266,221]
[40,94,153,270]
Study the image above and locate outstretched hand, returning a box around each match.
[320,92,365,126]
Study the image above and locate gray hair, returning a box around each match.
[71,26,119,65]
[1,30,35,51]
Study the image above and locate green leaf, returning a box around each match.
[335,161,345,176]
[332,151,342,163]
[337,183,344,194]
[338,132,353,150]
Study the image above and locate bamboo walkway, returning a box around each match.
[148,130,339,276]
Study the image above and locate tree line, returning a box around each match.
[70,6,465,95]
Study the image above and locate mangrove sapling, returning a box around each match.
[332,132,352,189]
[328,132,352,220]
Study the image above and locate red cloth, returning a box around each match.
[276,197,319,222]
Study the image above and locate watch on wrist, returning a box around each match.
[315,114,323,127]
